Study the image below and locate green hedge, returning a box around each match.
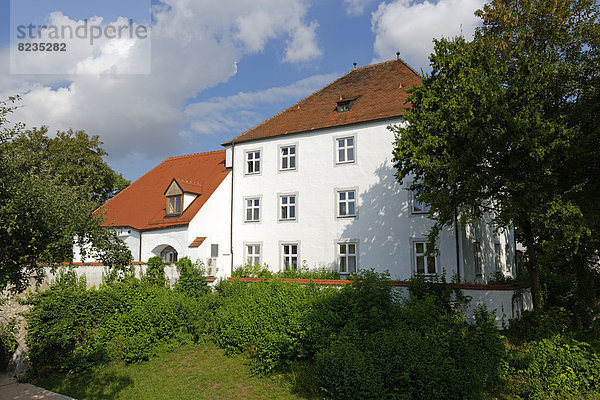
[26,270,209,375]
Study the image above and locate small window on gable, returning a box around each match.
[167,195,182,216]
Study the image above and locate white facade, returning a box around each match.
[226,119,516,282]
[76,174,232,280]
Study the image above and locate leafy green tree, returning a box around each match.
[0,98,132,292]
[391,0,600,310]
[8,127,129,204]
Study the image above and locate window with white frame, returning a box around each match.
[474,241,483,276]
[246,244,261,266]
[338,242,357,274]
[282,243,298,270]
[494,242,502,272]
[411,190,430,214]
[244,197,260,222]
[280,145,296,171]
[280,194,296,220]
[245,150,261,174]
[337,190,356,217]
[414,241,437,274]
[336,136,355,164]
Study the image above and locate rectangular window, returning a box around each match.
[211,244,219,258]
[338,190,356,217]
[246,244,261,266]
[280,145,296,171]
[280,194,297,220]
[494,242,502,272]
[245,197,260,222]
[411,190,430,214]
[338,242,357,274]
[282,243,298,270]
[414,241,437,274]
[336,137,355,163]
[246,150,261,174]
[167,195,182,215]
[474,241,483,276]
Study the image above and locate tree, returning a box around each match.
[391,0,600,310]
[8,127,129,204]
[0,98,132,292]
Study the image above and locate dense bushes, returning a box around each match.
[313,275,504,400]
[26,269,207,375]
[212,279,336,374]
[25,267,600,399]
[213,271,506,399]
[506,335,600,399]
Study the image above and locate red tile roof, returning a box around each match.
[98,150,229,231]
[223,59,421,145]
[189,236,207,248]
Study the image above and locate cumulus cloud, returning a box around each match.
[184,73,337,136]
[0,0,322,177]
[372,0,485,71]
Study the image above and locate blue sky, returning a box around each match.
[0,0,485,181]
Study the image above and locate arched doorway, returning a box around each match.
[160,245,178,263]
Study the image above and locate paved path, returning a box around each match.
[0,375,75,400]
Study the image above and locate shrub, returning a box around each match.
[175,257,209,298]
[212,279,331,374]
[144,256,166,286]
[506,335,600,399]
[507,307,573,343]
[315,299,505,400]
[26,269,210,376]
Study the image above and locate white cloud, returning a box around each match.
[284,22,322,63]
[0,0,322,174]
[372,0,485,71]
[344,0,379,16]
[184,73,337,136]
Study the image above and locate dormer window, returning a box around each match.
[336,96,359,113]
[167,195,182,216]
[163,178,201,217]
[337,101,351,113]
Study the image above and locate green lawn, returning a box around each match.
[33,343,312,400]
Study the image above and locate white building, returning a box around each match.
[75,150,233,280]
[81,59,515,284]
[222,59,515,282]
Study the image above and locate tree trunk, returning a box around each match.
[524,227,541,311]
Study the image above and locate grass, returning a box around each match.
[32,343,312,400]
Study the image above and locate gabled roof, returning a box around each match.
[223,59,421,145]
[98,150,229,231]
